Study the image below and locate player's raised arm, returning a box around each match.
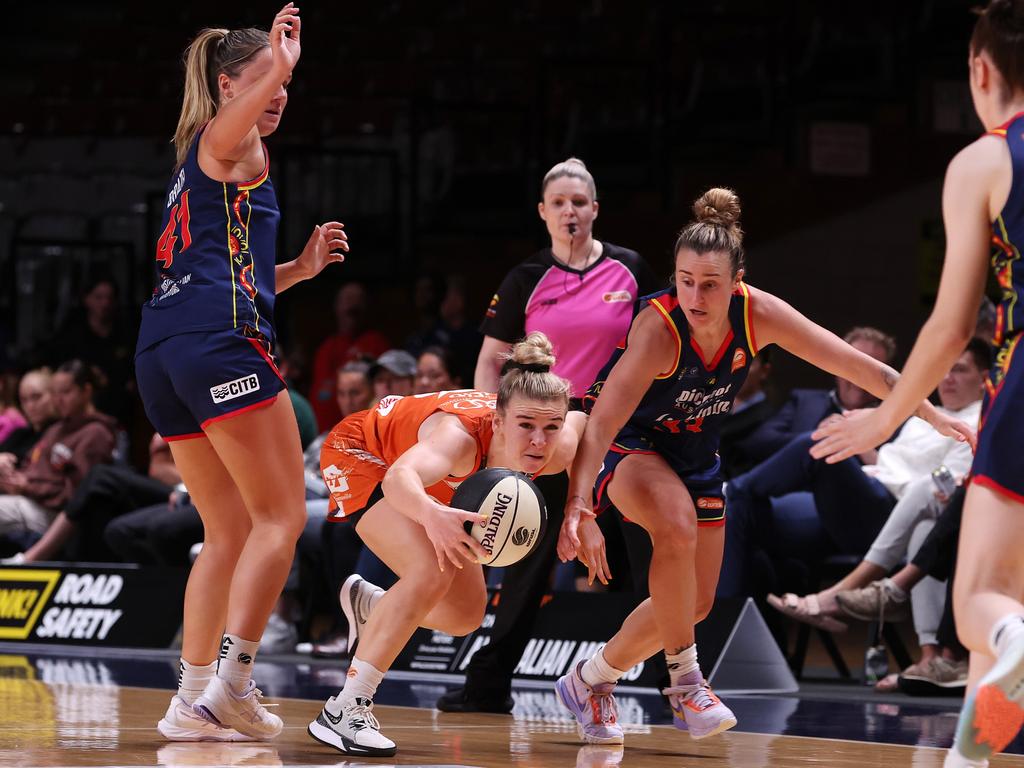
[750,285,975,453]
[201,4,301,161]
[810,139,999,462]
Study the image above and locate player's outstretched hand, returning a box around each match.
[270,3,301,74]
[297,221,348,279]
[424,504,489,572]
[925,411,977,452]
[810,409,891,464]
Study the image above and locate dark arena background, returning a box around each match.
[1,2,1022,767]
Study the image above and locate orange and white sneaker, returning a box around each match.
[664,681,737,740]
[952,633,1024,763]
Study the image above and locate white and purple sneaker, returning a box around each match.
[555,661,624,745]
[664,681,737,740]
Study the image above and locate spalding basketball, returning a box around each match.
[451,467,547,567]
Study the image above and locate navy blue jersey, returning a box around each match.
[584,284,758,475]
[972,111,1024,501]
[989,111,1024,384]
[136,126,280,353]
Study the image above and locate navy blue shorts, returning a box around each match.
[136,328,287,441]
[972,334,1024,503]
[593,426,726,527]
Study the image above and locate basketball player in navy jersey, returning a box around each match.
[555,188,974,745]
[136,4,349,742]
[813,3,1024,765]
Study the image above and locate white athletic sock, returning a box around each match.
[989,614,1024,658]
[334,657,385,708]
[666,644,701,687]
[177,658,216,705]
[217,633,260,692]
[580,649,624,688]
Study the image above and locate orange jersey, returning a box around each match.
[320,390,497,519]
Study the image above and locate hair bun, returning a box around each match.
[509,331,556,370]
[692,187,741,228]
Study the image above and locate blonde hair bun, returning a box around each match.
[692,187,741,228]
[509,332,556,369]
[496,332,570,411]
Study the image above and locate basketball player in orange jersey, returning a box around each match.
[555,188,975,746]
[813,3,1024,766]
[136,4,350,743]
[308,332,585,756]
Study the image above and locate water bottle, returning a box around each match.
[864,643,889,686]
[932,465,956,497]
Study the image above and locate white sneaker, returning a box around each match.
[192,676,283,740]
[943,746,989,768]
[157,695,255,742]
[340,574,384,657]
[954,632,1024,761]
[307,695,397,756]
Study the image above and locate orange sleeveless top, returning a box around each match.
[321,390,496,512]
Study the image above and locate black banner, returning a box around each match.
[392,591,762,689]
[393,590,660,686]
[0,564,187,648]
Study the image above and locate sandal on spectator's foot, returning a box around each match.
[766,593,848,633]
[875,673,900,692]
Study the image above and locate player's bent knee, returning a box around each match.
[652,518,697,553]
[457,590,489,635]
[410,566,459,604]
[249,504,306,540]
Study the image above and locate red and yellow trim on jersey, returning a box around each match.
[981,333,1021,409]
[986,110,1024,138]
[690,330,734,371]
[241,189,261,330]
[237,145,270,191]
[223,185,237,328]
[649,294,683,380]
[994,216,1021,338]
[737,281,759,355]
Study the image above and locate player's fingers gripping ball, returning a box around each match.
[451,467,547,567]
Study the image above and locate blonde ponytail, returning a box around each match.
[172,26,270,169]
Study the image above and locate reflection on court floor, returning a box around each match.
[2,649,1024,767]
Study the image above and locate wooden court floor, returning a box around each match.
[3,681,1024,768]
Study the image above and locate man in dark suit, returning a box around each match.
[716,327,897,598]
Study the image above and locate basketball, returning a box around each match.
[451,467,547,567]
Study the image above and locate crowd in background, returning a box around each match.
[0,250,1001,698]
